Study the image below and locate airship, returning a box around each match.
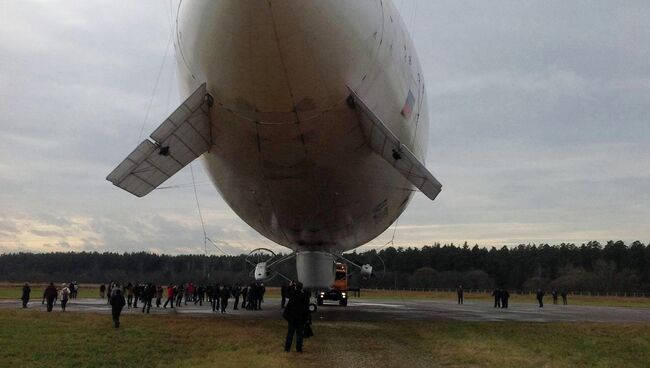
[107,0,441,291]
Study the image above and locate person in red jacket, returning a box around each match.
[42,283,58,312]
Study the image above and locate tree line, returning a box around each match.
[0,240,648,292]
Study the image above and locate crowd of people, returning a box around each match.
[455,285,569,308]
[98,281,270,328]
[20,282,79,312]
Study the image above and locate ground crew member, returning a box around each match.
[21,282,31,308]
[42,283,58,312]
[110,289,126,329]
[456,285,464,305]
[283,282,310,353]
[561,290,568,305]
[536,289,545,307]
[552,289,558,304]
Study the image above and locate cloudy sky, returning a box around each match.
[1,1,648,255]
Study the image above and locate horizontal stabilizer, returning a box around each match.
[347,87,442,200]
[107,83,212,197]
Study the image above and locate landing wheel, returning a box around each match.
[308,303,317,313]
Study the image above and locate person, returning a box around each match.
[99,284,106,299]
[106,283,113,304]
[241,285,249,309]
[125,283,134,308]
[501,289,510,308]
[164,284,175,309]
[133,283,142,309]
[283,282,310,353]
[220,285,231,314]
[552,289,558,305]
[60,283,70,312]
[141,283,154,314]
[42,283,58,312]
[69,282,76,299]
[259,283,266,310]
[492,288,501,308]
[175,284,184,307]
[456,285,464,305]
[21,282,31,308]
[210,284,220,312]
[281,283,289,308]
[561,290,568,305]
[110,289,126,329]
[232,283,241,310]
[536,289,545,308]
[194,285,204,306]
[156,285,163,308]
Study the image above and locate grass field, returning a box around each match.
[2,284,649,308]
[0,309,648,368]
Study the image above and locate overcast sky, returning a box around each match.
[1,1,648,255]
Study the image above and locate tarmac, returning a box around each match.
[2,297,649,323]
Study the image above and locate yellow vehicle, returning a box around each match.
[317,262,348,306]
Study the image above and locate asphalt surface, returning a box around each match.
[2,297,649,323]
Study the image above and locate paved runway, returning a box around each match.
[2,297,649,323]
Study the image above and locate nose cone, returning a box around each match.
[176,0,383,122]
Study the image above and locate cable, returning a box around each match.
[190,163,208,255]
[136,28,174,145]
[376,218,400,251]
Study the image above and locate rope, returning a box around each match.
[190,163,208,255]
[136,28,174,145]
[377,218,400,251]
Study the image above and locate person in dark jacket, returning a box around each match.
[456,285,464,305]
[110,289,126,328]
[42,283,58,312]
[141,283,154,313]
[21,283,31,308]
[536,289,545,308]
[281,284,289,308]
[501,289,510,308]
[561,290,568,305]
[283,282,310,353]
[232,284,241,310]
[241,285,248,309]
[220,285,231,313]
[211,284,220,312]
[492,288,501,308]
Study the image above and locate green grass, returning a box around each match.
[0,310,648,368]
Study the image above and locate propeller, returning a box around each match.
[245,248,278,282]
